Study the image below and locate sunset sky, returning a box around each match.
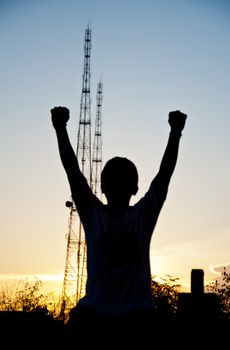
[1,0,229,295]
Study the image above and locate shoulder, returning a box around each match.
[149,175,168,205]
[135,179,167,215]
[74,193,102,222]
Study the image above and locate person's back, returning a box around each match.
[51,107,187,347]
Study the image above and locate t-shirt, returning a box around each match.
[75,180,167,314]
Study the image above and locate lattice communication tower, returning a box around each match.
[92,81,103,198]
[60,26,103,320]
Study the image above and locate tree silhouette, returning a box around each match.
[151,274,181,320]
[206,267,230,321]
[0,278,61,318]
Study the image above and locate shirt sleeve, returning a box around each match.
[135,178,168,236]
[70,174,98,222]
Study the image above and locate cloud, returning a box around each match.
[209,263,230,276]
[208,263,230,287]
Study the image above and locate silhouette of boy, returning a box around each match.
[51,107,187,347]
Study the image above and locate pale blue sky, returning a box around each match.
[0,0,229,292]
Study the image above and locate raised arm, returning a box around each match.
[153,110,187,199]
[51,106,94,213]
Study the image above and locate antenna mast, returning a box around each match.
[60,25,92,320]
[92,81,103,197]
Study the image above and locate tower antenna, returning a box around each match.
[60,25,92,320]
[92,80,103,198]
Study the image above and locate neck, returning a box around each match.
[106,200,130,219]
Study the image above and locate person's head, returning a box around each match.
[101,157,138,205]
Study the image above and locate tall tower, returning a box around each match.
[60,27,103,321]
[60,26,92,319]
[92,81,103,198]
[75,25,92,303]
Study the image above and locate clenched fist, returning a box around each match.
[51,106,70,129]
[168,110,187,132]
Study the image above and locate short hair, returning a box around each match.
[101,157,138,195]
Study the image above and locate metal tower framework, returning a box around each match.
[61,26,92,318]
[60,26,103,320]
[92,81,103,197]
